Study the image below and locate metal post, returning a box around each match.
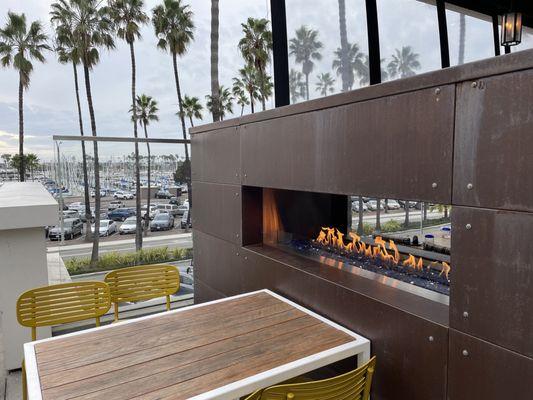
[270,0,290,107]
[436,0,450,68]
[56,141,65,245]
[365,0,381,85]
[492,15,501,56]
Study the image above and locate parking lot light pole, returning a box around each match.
[56,141,65,245]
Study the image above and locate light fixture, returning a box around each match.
[501,12,522,46]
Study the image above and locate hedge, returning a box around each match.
[65,247,193,276]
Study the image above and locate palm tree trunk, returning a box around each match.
[357,196,364,235]
[130,41,143,251]
[143,122,151,235]
[375,198,381,233]
[444,206,449,219]
[83,62,100,268]
[249,90,255,113]
[404,201,410,228]
[338,0,350,92]
[18,73,25,182]
[241,105,244,116]
[305,72,310,100]
[384,199,389,214]
[172,51,192,221]
[458,14,466,65]
[189,116,194,128]
[73,62,92,241]
[210,0,220,122]
[258,64,266,110]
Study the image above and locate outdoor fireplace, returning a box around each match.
[259,187,451,303]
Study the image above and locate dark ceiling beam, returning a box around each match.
[365,0,382,85]
[270,0,290,107]
[436,0,451,68]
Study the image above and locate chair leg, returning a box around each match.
[22,359,28,400]
[114,303,119,322]
[166,295,170,311]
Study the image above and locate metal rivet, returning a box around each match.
[462,349,469,357]
[236,233,240,238]
[435,88,441,95]
[466,183,473,190]
[244,256,248,260]
[244,173,247,177]
[235,173,238,177]
[432,182,438,189]
[471,81,477,88]
[236,252,240,256]
[465,224,472,230]
[235,192,239,196]
[463,311,469,318]
[428,336,434,342]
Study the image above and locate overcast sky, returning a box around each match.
[0,0,531,161]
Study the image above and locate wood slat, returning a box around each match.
[35,292,278,354]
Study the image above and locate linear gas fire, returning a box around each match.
[258,187,451,303]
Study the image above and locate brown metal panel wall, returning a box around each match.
[192,182,242,245]
[193,230,245,298]
[450,207,533,357]
[237,247,448,400]
[194,279,227,304]
[453,70,533,212]
[191,126,240,184]
[241,86,454,203]
[448,329,533,400]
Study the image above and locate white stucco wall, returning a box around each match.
[0,183,57,370]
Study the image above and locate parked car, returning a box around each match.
[119,216,138,234]
[351,201,368,212]
[108,200,125,211]
[108,207,136,221]
[398,200,418,208]
[155,189,173,199]
[68,202,83,211]
[385,200,401,210]
[169,197,179,205]
[48,218,84,240]
[180,210,191,229]
[91,219,117,236]
[150,213,174,231]
[155,203,180,216]
[141,204,158,219]
[77,205,95,223]
[62,210,80,220]
[366,200,384,211]
[90,189,107,197]
[114,190,134,200]
[177,203,189,216]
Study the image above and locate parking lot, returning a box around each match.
[47,194,190,245]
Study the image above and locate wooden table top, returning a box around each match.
[25,290,369,400]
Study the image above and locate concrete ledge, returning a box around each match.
[0,183,57,230]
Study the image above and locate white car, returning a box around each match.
[141,204,157,219]
[114,191,134,200]
[91,219,117,236]
[119,216,137,234]
[351,201,368,212]
[385,200,401,210]
[68,202,83,211]
[366,200,384,211]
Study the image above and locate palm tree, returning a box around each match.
[315,72,335,96]
[51,0,115,267]
[233,65,259,113]
[375,198,382,233]
[387,46,421,79]
[51,2,93,241]
[0,12,50,182]
[181,95,203,127]
[337,0,350,92]
[238,17,272,110]
[289,26,322,100]
[289,68,305,103]
[152,0,194,216]
[130,94,158,233]
[357,196,364,236]
[26,153,39,180]
[358,54,388,86]
[232,83,249,116]
[332,42,365,90]
[210,0,220,122]
[109,0,149,251]
[206,85,233,121]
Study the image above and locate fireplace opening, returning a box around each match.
[254,187,451,303]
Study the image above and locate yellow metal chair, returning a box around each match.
[104,264,180,321]
[17,281,111,400]
[245,356,376,400]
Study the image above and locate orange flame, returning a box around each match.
[402,254,417,269]
[440,262,451,280]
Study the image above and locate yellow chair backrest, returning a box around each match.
[17,281,111,341]
[104,264,180,321]
[246,356,376,400]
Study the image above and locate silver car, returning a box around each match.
[119,216,138,234]
[91,219,117,236]
[150,213,174,231]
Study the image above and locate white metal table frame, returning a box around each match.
[24,289,371,400]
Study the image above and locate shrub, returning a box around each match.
[65,246,193,276]
[382,220,402,233]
